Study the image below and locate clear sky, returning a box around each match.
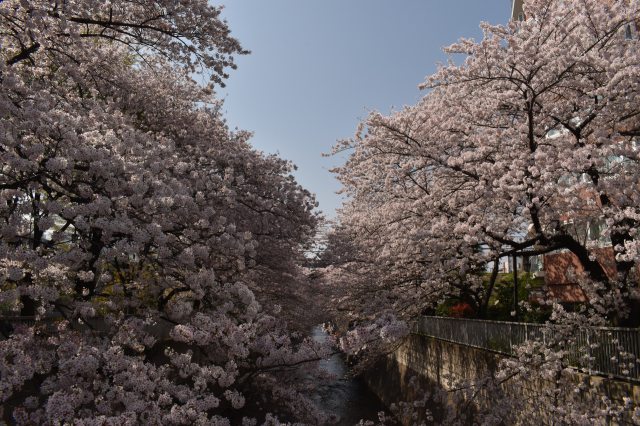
[218,1,511,218]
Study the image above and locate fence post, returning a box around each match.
[484,321,488,347]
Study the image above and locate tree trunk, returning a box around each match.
[479,258,500,319]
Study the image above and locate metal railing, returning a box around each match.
[413,316,640,382]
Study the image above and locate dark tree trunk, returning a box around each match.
[479,258,500,319]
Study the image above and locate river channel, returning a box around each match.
[311,326,388,425]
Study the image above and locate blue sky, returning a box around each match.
[219,1,511,218]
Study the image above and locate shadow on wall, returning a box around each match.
[364,355,452,425]
[363,335,508,425]
[366,333,640,424]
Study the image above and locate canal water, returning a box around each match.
[311,326,388,425]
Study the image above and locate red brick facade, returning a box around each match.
[543,248,617,302]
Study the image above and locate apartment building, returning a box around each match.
[511,0,525,21]
[509,0,637,303]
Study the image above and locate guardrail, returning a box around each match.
[413,316,640,382]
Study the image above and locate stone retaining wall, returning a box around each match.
[364,334,640,425]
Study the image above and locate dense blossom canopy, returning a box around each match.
[0,1,325,424]
[333,0,640,321]
[330,0,640,422]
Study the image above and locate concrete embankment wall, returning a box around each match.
[364,334,640,425]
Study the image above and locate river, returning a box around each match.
[311,325,388,425]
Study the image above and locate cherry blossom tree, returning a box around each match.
[334,0,640,324]
[0,1,328,424]
[331,0,640,422]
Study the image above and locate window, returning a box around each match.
[588,220,601,242]
[587,219,611,247]
[625,23,635,40]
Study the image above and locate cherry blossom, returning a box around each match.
[0,1,325,423]
[330,0,640,421]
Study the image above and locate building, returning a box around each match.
[511,0,524,21]
[510,0,637,304]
